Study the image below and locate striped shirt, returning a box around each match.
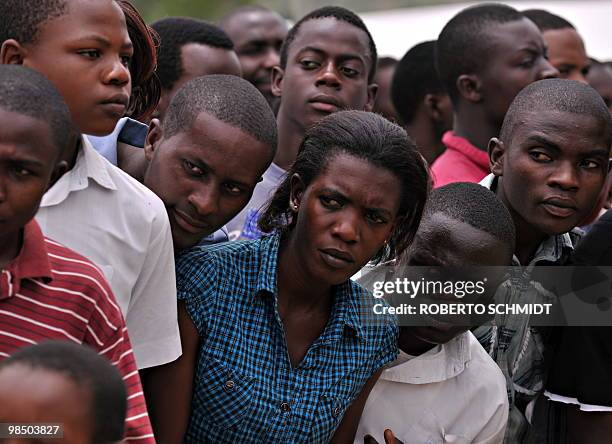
[0,220,155,444]
[176,233,398,443]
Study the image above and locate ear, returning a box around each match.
[271,66,284,98]
[488,137,505,176]
[144,118,163,162]
[423,93,446,122]
[48,160,68,190]
[456,74,482,103]
[1,39,26,65]
[364,83,378,112]
[289,173,305,213]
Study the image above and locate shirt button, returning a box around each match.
[332,406,342,418]
[224,380,235,390]
[280,402,291,412]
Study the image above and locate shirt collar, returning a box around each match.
[41,135,117,207]
[479,173,576,265]
[442,131,490,170]
[381,331,471,384]
[254,232,365,341]
[1,220,53,299]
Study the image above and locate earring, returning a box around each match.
[291,202,299,212]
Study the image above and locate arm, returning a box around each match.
[330,369,384,443]
[141,302,200,444]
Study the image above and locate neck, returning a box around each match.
[0,228,23,270]
[277,231,333,313]
[64,133,82,172]
[495,177,547,264]
[274,110,305,171]
[453,108,500,152]
[406,116,446,165]
[398,328,436,356]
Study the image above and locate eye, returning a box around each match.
[300,59,320,69]
[320,195,342,209]
[11,165,33,178]
[579,159,601,170]
[121,54,133,67]
[340,66,359,77]
[582,66,591,77]
[223,182,244,195]
[183,159,204,176]
[365,210,387,225]
[529,150,553,163]
[78,49,101,59]
[519,57,535,68]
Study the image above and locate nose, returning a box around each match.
[315,61,341,89]
[538,58,559,80]
[548,161,579,191]
[188,187,219,217]
[103,57,131,87]
[262,47,280,69]
[331,211,360,243]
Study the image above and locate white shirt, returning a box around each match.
[355,331,508,444]
[36,136,181,369]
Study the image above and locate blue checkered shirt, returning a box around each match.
[176,233,398,443]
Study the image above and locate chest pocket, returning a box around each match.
[196,355,255,430]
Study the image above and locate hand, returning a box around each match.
[363,429,404,444]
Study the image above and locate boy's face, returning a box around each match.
[0,365,93,444]
[0,109,59,256]
[224,10,288,101]
[493,110,610,237]
[14,0,133,136]
[273,17,376,132]
[588,64,612,113]
[543,28,590,83]
[144,112,272,252]
[404,212,511,345]
[478,18,558,127]
[154,44,242,121]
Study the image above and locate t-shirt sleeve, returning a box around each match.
[83,274,155,444]
[127,209,181,369]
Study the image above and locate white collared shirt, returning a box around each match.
[355,331,508,444]
[36,136,181,369]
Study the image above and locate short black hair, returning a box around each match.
[436,3,525,103]
[424,182,516,252]
[0,0,68,45]
[0,341,126,444]
[522,9,575,31]
[0,65,72,155]
[164,74,277,156]
[279,6,378,82]
[219,5,282,28]
[259,110,430,263]
[151,17,235,91]
[501,78,612,146]
[392,40,445,125]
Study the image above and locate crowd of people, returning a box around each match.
[0,1,611,443]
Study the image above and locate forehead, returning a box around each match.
[0,108,57,161]
[509,109,610,153]
[180,43,242,79]
[312,153,401,209]
[543,28,586,54]
[289,17,372,62]
[226,11,288,44]
[40,0,129,41]
[414,212,510,265]
[485,18,544,59]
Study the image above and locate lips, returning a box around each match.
[540,196,578,218]
[308,94,342,113]
[319,248,355,269]
[99,93,129,116]
[171,209,210,235]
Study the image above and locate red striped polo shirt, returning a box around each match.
[0,220,156,444]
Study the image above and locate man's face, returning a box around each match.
[154,43,242,121]
[497,110,609,237]
[15,0,133,136]
[404,212,512,345]
[373,64,399,122]
[478,18,558,128]
[588,64,612,113]
[0,365,92,444]
[543,28,590,83]
[144,112,272,252]
[223,10,288,102]
[273,17,376,133]
[0,109,59,260]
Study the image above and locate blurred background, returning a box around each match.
[132,0,612,59]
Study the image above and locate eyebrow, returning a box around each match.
[319,187,394,216]
[6,156,45,168]
[526,134,560,152]
[76,35,133,50]
[297,46,365,64]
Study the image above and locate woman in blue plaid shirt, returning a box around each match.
[150,111,430,443]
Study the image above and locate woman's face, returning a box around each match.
[289,153,402,285]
